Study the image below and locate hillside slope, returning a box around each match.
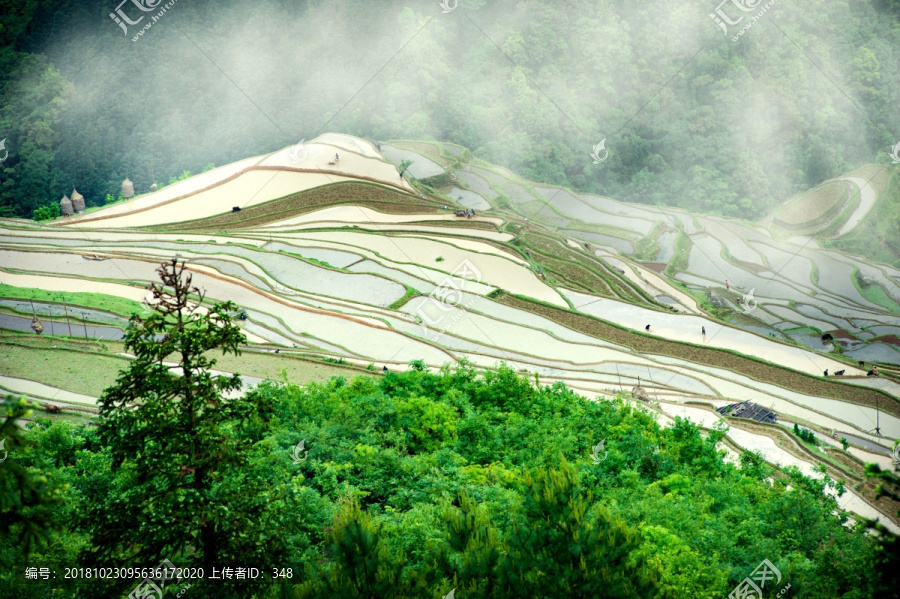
[1,133,898,531]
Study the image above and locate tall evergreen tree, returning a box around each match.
[84,259,280,597]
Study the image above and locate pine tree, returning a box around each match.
[83,259,278,597]
[500,461,660,598]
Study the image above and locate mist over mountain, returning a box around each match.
[4,2,900,596]
[1,0,899,220]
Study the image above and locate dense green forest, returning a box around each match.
[1,262,896,598]
[2,364,894,597]
[1,0,899,221]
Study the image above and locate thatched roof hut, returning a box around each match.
[60,194,74,216]
[71,188,85,212]
[122,178,135,198]
[150,183,158,192]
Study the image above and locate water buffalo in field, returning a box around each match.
[834,370,845,376]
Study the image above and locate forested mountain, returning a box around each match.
[1,0,899,220]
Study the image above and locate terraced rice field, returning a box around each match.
[3,133,899,530]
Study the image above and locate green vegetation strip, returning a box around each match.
[497,294,899,416]
[665,230,691,276]
[0,283,151,319]
[387,286,421,310]
[392,219,500,232]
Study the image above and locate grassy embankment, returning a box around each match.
[0,283,151,319]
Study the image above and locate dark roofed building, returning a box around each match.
[716,400,777,424]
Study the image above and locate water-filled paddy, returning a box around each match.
[0,299,130,326]
[846,343,900,365]
[562,289,855,376]
[455,171,497,199]
[579,194,665,221]
[702,220,764,265]
[561,230,634,254]
[836,177,878,236]
[784,331,834,352]
[448,187,490,211]
[503,183,535,204]
[0,312,125,340]
[348,260,437,294]
[655,230,677,262]
[535,187,655,235]
[379,145,445,179]
[468,167,507,185]
[68,171,357,229]
[263,242,362,268]
[61,156,261,223]
[0,375,99,406]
